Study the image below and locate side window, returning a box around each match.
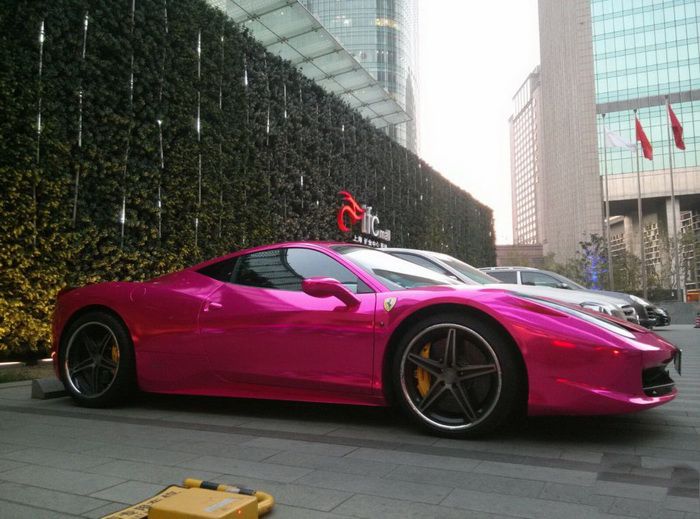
[231,248,369,293]
[197,257,238,282]
[488,271,518,284]
[521,271,560,288]
[391,253,452,276]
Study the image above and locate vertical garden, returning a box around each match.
[0,0,496,358]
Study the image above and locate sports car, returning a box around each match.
[52,242,681,437]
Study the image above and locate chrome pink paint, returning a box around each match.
[52,242,679,416]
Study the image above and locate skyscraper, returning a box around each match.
[301,0,419,152]
[510,67,543,245]
[520,0,699,292]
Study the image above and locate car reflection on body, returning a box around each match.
[385,249,639,324]
[53,242,680,438]
[481,266,661,329]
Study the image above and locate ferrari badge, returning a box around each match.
[383,297,397,312]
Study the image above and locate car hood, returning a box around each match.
[484,283,631,307]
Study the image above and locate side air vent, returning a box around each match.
[642,366,675,397]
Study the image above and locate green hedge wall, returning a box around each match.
[0,0,496,359]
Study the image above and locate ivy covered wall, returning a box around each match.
[0,0,495,359]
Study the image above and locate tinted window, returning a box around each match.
[521,271,560,288]
[488,271,518,283]
[198,257,238,282]
[231,248,367,293]
[333,245,461,290]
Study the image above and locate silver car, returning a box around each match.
[385,249,639,324]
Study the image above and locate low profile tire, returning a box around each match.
[60,311,136,407]
[392,313,524,438]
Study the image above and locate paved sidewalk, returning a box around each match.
[0,326,697,518]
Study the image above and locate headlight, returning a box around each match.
[580,301,616,315]
[629,295,650,306]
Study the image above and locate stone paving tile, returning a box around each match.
[474,459,597,486]
[267,503,355,518]
[0,481,110,515]
[85,459,224,486]
[164,440,280,461]
[176,454,313,483]
[0,500,78,518]
[265,450,397,477]
[591,480,679,501]
[326,425,439,447]
[332,493,516,519]
[89,480,167,504]
[663,495,700,513]
[237,418,342,435]
[298,469,452,504]
[249,482,353,512]
[82,443,200,465]
[347,446,480,472]
[386,463,546,498]
[240,436,357,457]
[539,481,616,510]
[0,458,26,473]
[0,447,109,471]
[0,441,25,455]
[81,501,128,518]
[560,448,605,464]
[0,464,125,495]
[607,497,688,519]
[441,488,615,519]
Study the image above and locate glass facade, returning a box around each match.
[592,0,700,175]
[301,0,419,152]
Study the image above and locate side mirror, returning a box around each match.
[302,277,360,307]
[558,283,570,289]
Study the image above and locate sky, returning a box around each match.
[417,1,541,245]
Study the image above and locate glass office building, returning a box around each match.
[534,0,699,291]
[593,0,699,175]
[591,0,700,292]
[301,0,419,152]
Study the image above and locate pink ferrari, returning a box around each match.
[52,242,681,437]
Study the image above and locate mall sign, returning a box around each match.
[337,191,391,248]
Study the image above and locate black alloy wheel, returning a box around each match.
[61,311,136,407]
[393,313,524,437]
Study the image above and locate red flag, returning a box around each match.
[668,103,685,150]
[635,117,653,160]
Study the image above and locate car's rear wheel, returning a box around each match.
[392,313,524,437]
[60,311,136,407]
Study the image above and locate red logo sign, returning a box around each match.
[337,191,365,232]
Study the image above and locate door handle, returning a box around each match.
[203,301,223,312]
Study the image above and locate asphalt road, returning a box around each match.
[0,325,697,518]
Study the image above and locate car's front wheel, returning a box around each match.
[392,313,524,437]
[60,311,136,407]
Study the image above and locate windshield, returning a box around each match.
[430,253,501,285]
[332,246,461,290]
[550,272,587,290]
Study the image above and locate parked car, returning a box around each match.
[53,242,680,438]
[386,249,639,324]
[480,266,659,329]
[647,304,671,326]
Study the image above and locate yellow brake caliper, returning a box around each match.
[415,343,431,397]
[111,343,120,366]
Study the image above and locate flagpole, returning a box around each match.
[665,97,682,301]
[602,114,614,290]
[634,109,647,299]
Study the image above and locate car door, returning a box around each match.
[197,246,376,395]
